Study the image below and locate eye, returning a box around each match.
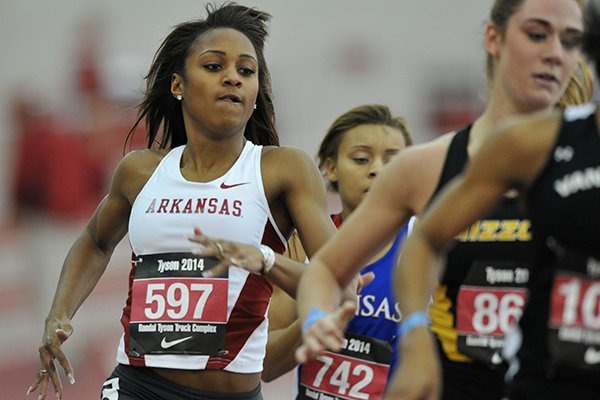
[561,36,582,50]
[239,67,256,76]
[204,63,222,71]
[384,150,400,164]
[527,32,547,42]
[352,156,369,165]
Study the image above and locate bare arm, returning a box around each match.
[189,147,332,298]
[28,151,150,400]
[385,112,560,400]
[295,145,431,361]
[262,286,303,382]
[260,147,337,380]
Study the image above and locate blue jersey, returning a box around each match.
[297,218,412,399]
[347,220,411,375]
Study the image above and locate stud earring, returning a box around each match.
[253,104,257,110]
[176,95,182,101]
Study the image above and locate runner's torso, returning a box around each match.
[118,142,286,374]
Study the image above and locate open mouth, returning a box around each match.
[533,73,558,85]
[219,94,242,104]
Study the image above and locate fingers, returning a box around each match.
[28,322,76,398]
[336,300,358,326]
[189,227,208,244]
[358,272,375,292]
[297,301,357,363]
[190,227,265,275]
[201,259,230,278]
[29,351,58,399]
[52,326,75,384]
[26,367,47,398]
[295,344,310,363]
[55,327,72,343]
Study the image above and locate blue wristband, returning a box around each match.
[303,307,329,332]
[397,311,430,338]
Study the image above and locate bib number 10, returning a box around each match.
[553,277,600,329]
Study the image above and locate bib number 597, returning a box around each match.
[145,282,213,320]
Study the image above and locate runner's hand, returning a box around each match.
[189,227,264,277]
[342,271,375,304]
[28,317,75,399]
[295,300,357,363]
[383,328,441,400]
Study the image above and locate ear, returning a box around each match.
[485,22,501,60]
[324,157,338,184]
[171,73,184,98]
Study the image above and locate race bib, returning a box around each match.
[548,241,600,370]
[456,261,529,366]
[299,332,392,400]
[128,253,228,356]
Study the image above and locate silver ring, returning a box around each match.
[39,368,48,375]
[215,242,225,258]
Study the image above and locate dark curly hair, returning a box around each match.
[127,2,278,150]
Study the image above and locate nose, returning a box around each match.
[543,35,564,66]
[368,158,385,177]
[223,68,242,88]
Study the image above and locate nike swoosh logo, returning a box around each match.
[491,352,503,365]
[220,182,250,189]
[160,336,193,349]
[584,346,600,365]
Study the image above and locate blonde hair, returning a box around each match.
[556,57,594,108]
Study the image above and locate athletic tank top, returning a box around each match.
[117,142,286,373]
[297,216,414,400]
[518,103,600,384]
[429,127,533,367]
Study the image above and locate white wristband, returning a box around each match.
[258,244,275,275]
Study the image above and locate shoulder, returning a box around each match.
[115,148,167,178]
[494,110,562,162]
[261,145,314,164]
[399,133,454,166]
[112,148,170,202]
[380,133,455,214]
[259,145,324,198]
[260,145,319,175]
[475,110,563,186]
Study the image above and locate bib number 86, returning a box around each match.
[472,292,525,335]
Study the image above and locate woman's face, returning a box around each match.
[326,124,408,216]
[172,28,259,139]
[489,0,583,112]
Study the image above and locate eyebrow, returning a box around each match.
[525,18,583,34]
[198,50,257,61]
[349,144,402,151]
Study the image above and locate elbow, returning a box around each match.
[261,364,286,383]
[261,371,277,383]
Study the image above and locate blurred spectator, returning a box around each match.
[10,17,144,223]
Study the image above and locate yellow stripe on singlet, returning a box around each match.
[430,285,472,362]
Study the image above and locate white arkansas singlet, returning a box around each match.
[116,141,286,373]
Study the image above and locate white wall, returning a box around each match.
[0,1,494,398]
[0,0,493,219]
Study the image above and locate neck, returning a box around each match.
[181,136,246,181]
